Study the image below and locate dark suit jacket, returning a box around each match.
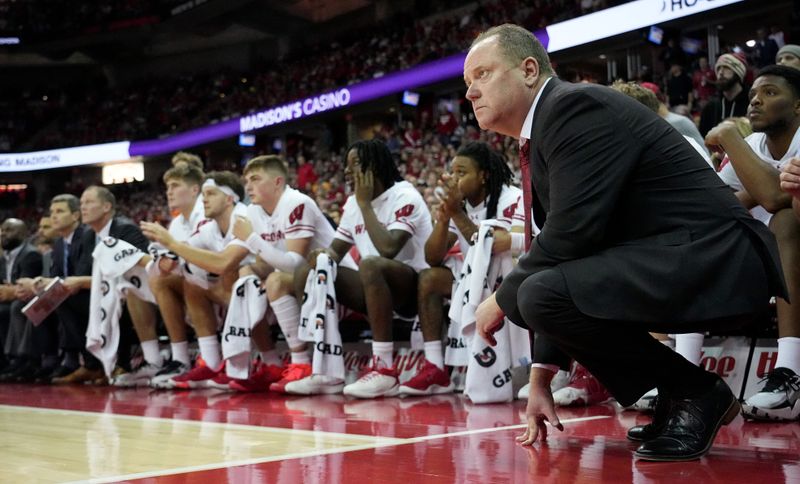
[51,224,94,279]
[7,242,43,283]
[496,78,785,331]
[82,215,150,253]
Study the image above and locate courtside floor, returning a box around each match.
[0,384,797,483]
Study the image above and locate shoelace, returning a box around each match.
[761,369,800,394]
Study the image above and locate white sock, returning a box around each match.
[424,341,444,369]
[291,350,311,365]
[198,335,222,370]
[675,333,704,366]
[271,295,303,349]
[260,349,282,367]
[171,341,190,366]
[372,341,394,369]
[776,337,800,375]
[140,340,163,367]
[660,338,675,350]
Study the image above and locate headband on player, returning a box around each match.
[202,179,240,202]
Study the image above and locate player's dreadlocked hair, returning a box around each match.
[348,139,403,189]
[456,141,513,219]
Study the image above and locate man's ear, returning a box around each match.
[523,57,540,88]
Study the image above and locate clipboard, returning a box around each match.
[21,278,70,326]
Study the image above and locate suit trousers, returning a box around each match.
[515,267,761,406]
[0,302,9,357]
[4,299,33,357]
[56,292,101,369]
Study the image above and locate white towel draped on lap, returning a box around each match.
[299,253,344,380]
[222,275,268,379]
[447,221,531,403]
[86,237,154,377]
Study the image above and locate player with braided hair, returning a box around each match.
[399,141,528,395]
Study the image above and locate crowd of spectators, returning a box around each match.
[4,0,634,152]
[0,0,176,38]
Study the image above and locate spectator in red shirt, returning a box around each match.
[435,106,458,146]
[692,56,716,109]
[402,120,422,150]
[296,155,318,194]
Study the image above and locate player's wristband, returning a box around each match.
[510,232,526,257]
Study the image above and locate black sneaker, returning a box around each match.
[149,360,190,389]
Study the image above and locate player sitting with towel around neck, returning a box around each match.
[401,141,524,395]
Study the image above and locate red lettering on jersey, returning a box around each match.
[394,204,414,219]
[260,231,285,242]
[355,224,364,235]
[289,204,306,225]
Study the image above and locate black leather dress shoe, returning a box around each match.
[32,365,57,384]
[627,395,671,442]
[12,362,41,383]
[634,377,740,461]
[0,359,26,382]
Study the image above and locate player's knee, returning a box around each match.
[770,208,800,245]
[418,267,445,295]
[265,271,292,300]
[358,255,387,283]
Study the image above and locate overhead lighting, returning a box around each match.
[745,39,756,48]
[599,54,607,59]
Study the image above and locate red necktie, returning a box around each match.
[519,139,533,252]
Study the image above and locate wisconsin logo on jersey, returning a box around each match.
[502,200,519,219]
[289,204,306,225]
[394,204,414,219]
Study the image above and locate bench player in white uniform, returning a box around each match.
[400,141,526,395]
[708,65,800,421]
[146,161,206,387]
[226,155,337,392]
[141,171,253,389]
[288,139,433,398]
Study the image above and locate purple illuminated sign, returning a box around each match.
[129,52,471,156]
[127,30,549,158]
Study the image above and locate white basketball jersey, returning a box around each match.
[168,195,205,242]
[448,184,525,252]
[189,203,248,253]
[231,187,335,253]
[335,181,432,272]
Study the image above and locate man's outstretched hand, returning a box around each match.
[517,369,564,446]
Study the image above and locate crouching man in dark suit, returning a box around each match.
[468,24,786,461]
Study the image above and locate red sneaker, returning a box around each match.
[398,360,454,396]
[269,363,313,394]
[229,362,284,393]
[206,368,233,391]
[172,357,222,389]
[552,364,612,406]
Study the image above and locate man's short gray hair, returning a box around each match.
[471,24,554,75]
